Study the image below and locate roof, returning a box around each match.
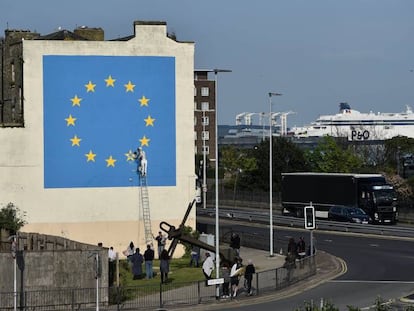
[36,30,89,41]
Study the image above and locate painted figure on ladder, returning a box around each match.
[134,147,148,176]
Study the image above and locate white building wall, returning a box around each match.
[0,22,195,255]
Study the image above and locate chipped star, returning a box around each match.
[125,150,136,161]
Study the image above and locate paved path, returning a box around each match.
[168,247,346,310]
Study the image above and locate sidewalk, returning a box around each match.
[169,246,346,311]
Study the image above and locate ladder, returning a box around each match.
[139,175,152,246]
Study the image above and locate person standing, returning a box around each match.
[221,262,231,298]
[129,248,144,280]
[123,241,135,258]
[287,237,298,259]
[244,259,255,296]
[137,147,147,176]
[154,232,166,259]
[108,246,117,286]
[144,244,155,279]
[159,249,170,284]
[297,237,306,259]
[189,245,200,267]
[230,233,241,256]
[230,257,243,297]
[202,252,214,280]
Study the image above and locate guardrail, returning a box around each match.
[0,256,316,310]
[198,208,414,239]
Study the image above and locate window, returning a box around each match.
[201,102,209,111]
[11,63,15,83]
[201,87,209,96]
[194,131,197,140]
[194,87,197,96]
[194,116,197,126]
[202,116,209,126]
[202,131,209,140]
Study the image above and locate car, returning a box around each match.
[328,206,371,224]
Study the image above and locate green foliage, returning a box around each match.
[0,202,26,234]
[179,226,200,256]
[244,137,309,191]
[294,299,339,311]
[305,136,363,173]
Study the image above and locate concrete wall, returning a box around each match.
[0,21,196,256]
[0,233,107,293]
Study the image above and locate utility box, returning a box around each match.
[199,233,215,259]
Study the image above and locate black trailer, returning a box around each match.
[281,172,398,224]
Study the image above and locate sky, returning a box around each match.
[2,0,414,127]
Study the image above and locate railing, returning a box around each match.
[0,256,316,310]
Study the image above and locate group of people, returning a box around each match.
[287,236,307,260]
[122,231,170,282]
[202,252,256,298]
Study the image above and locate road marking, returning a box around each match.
[329,280,414,284]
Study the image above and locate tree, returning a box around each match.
[0,202,26,235]
[244,137,309,191]
[220,146,257,190]
[305,136,362,173]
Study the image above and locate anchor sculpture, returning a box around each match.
[159,200,235,266]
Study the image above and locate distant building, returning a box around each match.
[194,70,216,162]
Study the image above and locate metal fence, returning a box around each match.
[0,255,316,310]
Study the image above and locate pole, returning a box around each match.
[13,249,17,311]
[96,253,99,311]
[268,92,282,257]
[202,109,207,209]
[214,68,231,299]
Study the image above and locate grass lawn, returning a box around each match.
[119,255,212,287]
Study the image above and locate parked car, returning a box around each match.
[328,206,371,224]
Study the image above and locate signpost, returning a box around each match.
[207,278,224,286]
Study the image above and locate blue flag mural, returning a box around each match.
[43,55,176,188]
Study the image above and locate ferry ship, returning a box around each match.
[291,103,414,141]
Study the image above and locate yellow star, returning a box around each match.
[105,156,117,167]
[65,114,76,126]
[71,95,82,107]
[70,135,81,147]
[105,75,116,87]
[144,115,155,126]
[124,81,135,92]
[139,95,150,106]
[125,150,136,161]
[85,81,96,92]
[139,136,150,147]
[85,150,96,162]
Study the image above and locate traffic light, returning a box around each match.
[304,205,315,229]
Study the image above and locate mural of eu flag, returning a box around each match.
[43,55,176,188]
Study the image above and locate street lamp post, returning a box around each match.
[214,68,231,298]
[269,92,282,257]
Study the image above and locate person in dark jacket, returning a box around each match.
[244,259,256,296]
[129,248,144,280]
[143,244,155,279]
[230,233,241,256]
[159,249,170,283]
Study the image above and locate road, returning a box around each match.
[197,215,414,310]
